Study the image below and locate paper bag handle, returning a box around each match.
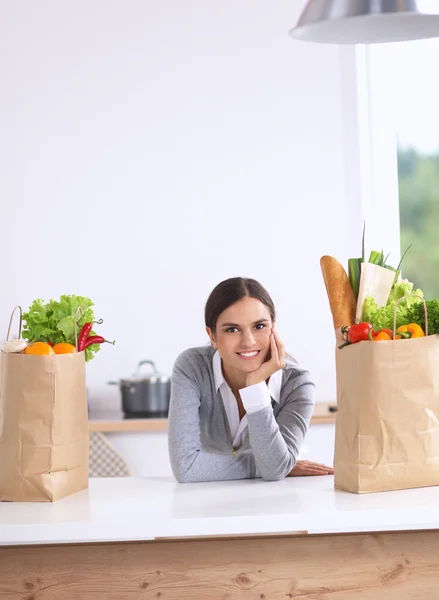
[393,294,428,337]
[6,306,23,341]
[74,307,84,351]
[6,306,86,348]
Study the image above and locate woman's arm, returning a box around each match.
[168,352,255,483]
[242,372,315,481]
[239,329,315,480]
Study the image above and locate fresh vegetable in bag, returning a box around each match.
[21,295,111,362]
[361,279,424,331]
[407,299,439,335]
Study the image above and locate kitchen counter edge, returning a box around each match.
[88,403,336,433]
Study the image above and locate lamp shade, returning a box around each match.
[290,0,439,44]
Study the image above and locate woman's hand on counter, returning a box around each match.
[245,328,285,387]
[288,460,334,477]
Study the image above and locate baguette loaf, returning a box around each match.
[320,255,357,330]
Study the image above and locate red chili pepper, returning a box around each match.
[77,319,104,352]
[78,322,93,352]
[83,335,115,350]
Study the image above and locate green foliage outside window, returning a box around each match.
[398,146,439,299]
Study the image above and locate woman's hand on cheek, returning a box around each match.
[245,328,286,387]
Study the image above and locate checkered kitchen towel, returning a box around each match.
[89,432,131,477]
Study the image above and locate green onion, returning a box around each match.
[348,258,362,300]
[393,243,412,284]
[369,250,383,265]
[348,221,366,300]
[361,221,365,262]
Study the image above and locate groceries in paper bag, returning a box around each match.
[320,230,439,494]
[0,295,115,502]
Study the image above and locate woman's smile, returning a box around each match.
[236,350,261,360]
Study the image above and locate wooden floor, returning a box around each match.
[1,530,438,599]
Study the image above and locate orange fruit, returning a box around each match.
[24,342,55,356]
[53,343,77,354]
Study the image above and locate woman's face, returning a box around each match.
[206,296,274,375]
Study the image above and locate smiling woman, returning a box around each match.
[168,277,334,483]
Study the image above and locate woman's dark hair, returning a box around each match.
[205,277,275,334]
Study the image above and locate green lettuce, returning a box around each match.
[361,279,424,331]
[22,295,101,362]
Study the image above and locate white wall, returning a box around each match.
[0,1,364,409]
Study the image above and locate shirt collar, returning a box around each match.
[212,350,282,403]
[213,350,225,392]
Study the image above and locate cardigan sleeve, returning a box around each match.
[240,369,315,480]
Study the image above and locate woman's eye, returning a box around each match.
[225,324,266,333]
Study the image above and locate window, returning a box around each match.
[367,39,439,297]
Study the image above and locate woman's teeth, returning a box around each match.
[237,350,260,359]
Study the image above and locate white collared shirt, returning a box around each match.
[212,350,282,449]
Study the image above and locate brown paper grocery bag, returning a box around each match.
[334,323,439,494]
[0,307,89,502]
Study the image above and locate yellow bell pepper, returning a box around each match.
[395,323,425,339]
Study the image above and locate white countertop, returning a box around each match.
[2,476,439,546]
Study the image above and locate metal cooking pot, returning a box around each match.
[108,360,170,419]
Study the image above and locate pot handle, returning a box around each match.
[134,360,159,377]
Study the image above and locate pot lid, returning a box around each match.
[120,375,170,384]
[118,360,170,384]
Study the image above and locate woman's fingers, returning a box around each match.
[302,460,334,471]
[270,332,279,364]
[244,331,284,386]
[245,328,286,387]
[292,469,330,476]
[272,328,285,368]
[303,462,334,474]
[289,468,328,477]
[289,460,334,476]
